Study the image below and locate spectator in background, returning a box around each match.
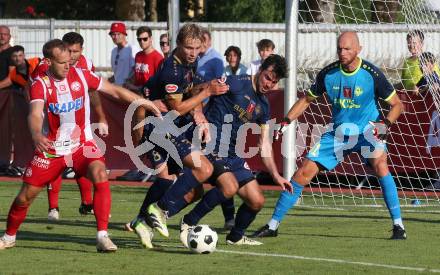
[109,22,135,85]
[0,25,21,176]
[197,28,224,81]
[247,39,275,78]
[416,52,440,95]
[0,45,40,95]
[0,26,13,93]
[122,26,164,182]
[159,33,170,58]
[224,46,247,76]
[399,30,440,93]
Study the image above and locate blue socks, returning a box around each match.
[227,203,258,242]
[379,173,402,226]
[221,198,235,222]
[184,187,228,225]
[269,180,304,230]
[157,168,201,216]
[138,177,174,218]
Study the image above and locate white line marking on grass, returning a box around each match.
[214,249,440,273]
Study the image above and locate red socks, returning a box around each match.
[93,181,111,231]
[77,177,93,205]
[47,176,62,209]
[6,201,30,236]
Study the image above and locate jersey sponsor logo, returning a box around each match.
[48,97,84,114]
[31,156,50,169]
[343,86,352,98]
[355,86,363,97]
[165,84,178,93]
[70,81,81,92]
[332,86,340,90]
[334,98,361,109]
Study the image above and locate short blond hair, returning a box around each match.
[176,23,203,45]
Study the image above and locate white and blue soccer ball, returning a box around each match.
[188,225,218,254]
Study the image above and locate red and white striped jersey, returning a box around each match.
[30,67,103,156]
[31,55,95,81]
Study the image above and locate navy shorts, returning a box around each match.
[207,154,255,188]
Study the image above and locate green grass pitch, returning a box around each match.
[0,181,439,274]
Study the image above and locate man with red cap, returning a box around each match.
[109,22,136,86]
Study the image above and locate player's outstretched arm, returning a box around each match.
[259,125,293,193]
[98,78,161,117]
[28,101,50,152]
[275,95,316,140]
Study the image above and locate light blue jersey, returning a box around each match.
[308,58,395,134]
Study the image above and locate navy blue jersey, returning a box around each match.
[145,52,198,126]
[308,59,395,132]
[205,75,270,157]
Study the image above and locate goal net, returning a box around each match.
[292,0,440,207]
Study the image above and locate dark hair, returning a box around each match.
[420,52,436,65]
[224,46,242,58]
[201,27,211,41]
[176,23,203,45]
[407,30,424,42]
[260,54,287,79]
[136,26,152,37]
[62,32,84,47]
[160,33,168,41]
[11,45,24,54]
[256,39,275,51]
[42,39,67,59]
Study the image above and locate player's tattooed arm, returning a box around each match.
[98,78,161,117]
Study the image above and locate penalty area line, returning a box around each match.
[215,249,440,273]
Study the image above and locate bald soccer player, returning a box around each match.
[252,31,407,240]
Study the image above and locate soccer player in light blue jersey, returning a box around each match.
[252,31,407,240]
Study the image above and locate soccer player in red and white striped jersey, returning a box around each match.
[33,32,108,220]
[0,39,160,252]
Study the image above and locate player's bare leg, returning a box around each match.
[0,183,43,249]
[87,160,117,252]
[369,150,406,239]
[253,159,319,238]
[226,180,264,245]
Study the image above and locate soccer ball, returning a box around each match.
[188,225,218,254]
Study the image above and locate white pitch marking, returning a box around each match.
[214,249,440,273]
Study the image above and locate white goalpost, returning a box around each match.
[285,0,440,207]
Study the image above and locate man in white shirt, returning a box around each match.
[109,22,135,85]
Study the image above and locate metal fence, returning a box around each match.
[2,19,440,84]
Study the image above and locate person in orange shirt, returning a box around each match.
[0,45,40,97]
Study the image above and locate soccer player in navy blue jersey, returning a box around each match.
[177,54,292,246]
[252,31,407,240]
[130,23,239,248]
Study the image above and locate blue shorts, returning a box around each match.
[142,123,194,175]
[207,154,255,187]
[306,130,386,171]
